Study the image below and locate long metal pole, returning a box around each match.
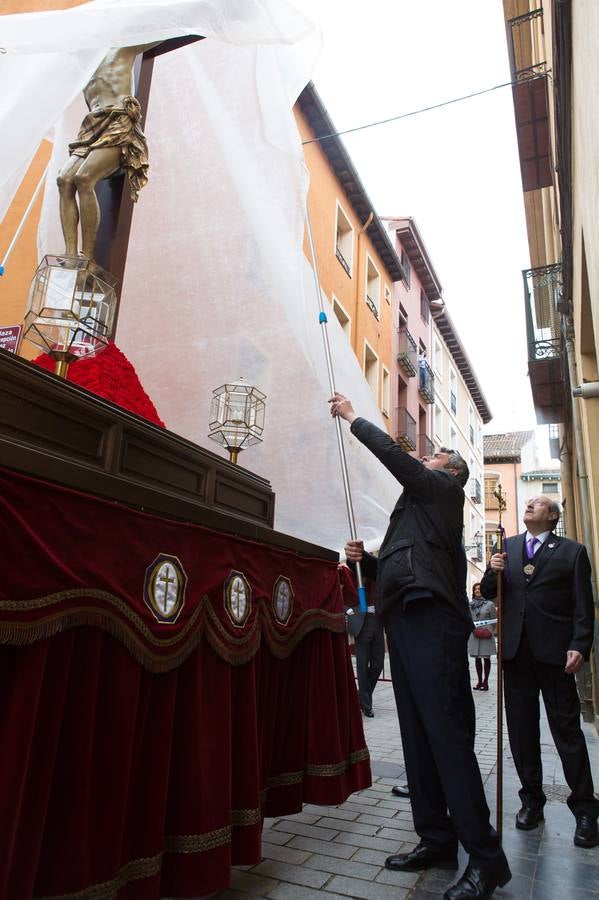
[494,526,505,840]
[305,211,367,613]
[492,484,507,839]
[0,163,49,276]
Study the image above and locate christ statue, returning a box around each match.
[57,44,159,270]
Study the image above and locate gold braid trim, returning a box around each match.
[232,806,263,826]
[264,747,369,789]
[164,824,232,854]
[35,816,261,900]
[0,591,346,672]
[34,852,163,900]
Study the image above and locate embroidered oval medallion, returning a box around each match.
[273,575,293,625]
[144,554,187,624]
[224,571,251,627]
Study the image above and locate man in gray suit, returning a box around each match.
[481,496,598,847]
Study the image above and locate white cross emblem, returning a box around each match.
[273,576,294,625]
[144,554,187,624]
[224,571,251,627]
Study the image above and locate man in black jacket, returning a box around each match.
[330,393,510,900]
[481,496,598,847]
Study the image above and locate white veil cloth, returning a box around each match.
[1,0,398,551]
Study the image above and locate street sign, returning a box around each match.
[0,324,22,354]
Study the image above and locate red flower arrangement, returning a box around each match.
[32,342,165,427]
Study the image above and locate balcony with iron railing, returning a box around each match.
[523,264,565,423]
[469,424,475,445]
[464,530,483,563]
[418,358,434,404]
[397,325,417,377]
[469,477,481,504]
[335,245,351,276]
[396,407,417,452]
[418,433,434,459]
[366,294,379,320]
[507,8,552,191]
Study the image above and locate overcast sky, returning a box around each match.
[291,0,537,436]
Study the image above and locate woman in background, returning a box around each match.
[469,582,497,691]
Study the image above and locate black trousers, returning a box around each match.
[504,630,599,818]
[355,613,385,713]
[385,596,504,866]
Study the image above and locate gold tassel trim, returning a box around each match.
[0,591,345,672]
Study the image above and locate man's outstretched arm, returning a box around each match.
[329,392,454,497]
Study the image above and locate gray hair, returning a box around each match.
[439,446,469,488]
[543,496,562,530]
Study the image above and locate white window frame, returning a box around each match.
[363,340,379,401]
[381,365,390,416]
[433,337,443,378]
[434,404,443,442]
[365,254,381,319]
[332,294,351,341]
[334,201,354,277]
[449,367,458,415]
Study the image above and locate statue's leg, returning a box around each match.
[57,156,86,256]
[72,147,122,263]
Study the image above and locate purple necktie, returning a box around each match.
[526,537,539,559]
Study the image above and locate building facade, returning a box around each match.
[503,0,599,724]
[295,85,403,432]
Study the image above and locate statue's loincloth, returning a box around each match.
[68,95,148,202]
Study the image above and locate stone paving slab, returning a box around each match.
[210,659,599,900]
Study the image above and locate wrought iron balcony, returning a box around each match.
[469,477,481,504]
[418,358,435,404]
[366,294,379,319]
[335,245,351,276]
[523,264,565,423]
[507,9,552,191]
[469,544,483,563]
[469,424,475,445]
[418,433,434,459]
[396,406,417,452]
[507,9,548,83]
[397,325,417,377]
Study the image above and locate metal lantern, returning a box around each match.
[208,377,266,464]
[24,255,117,378]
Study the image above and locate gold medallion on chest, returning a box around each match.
[523,563,535,576]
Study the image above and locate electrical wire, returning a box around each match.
[302,76,548,145]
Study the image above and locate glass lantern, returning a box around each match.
[24,255,117,378]
[208,378,266,464]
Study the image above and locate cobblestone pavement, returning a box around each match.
[213,659,599,899]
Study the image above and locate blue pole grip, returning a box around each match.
[357,585,368,613]
[319,311,327,323]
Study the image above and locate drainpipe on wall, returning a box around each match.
[351,211,374,357]
[564,320,598,722]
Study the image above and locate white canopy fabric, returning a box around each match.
[1,0,398,552]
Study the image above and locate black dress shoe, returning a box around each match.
[362,707,374,718]
[391,784,410,798]
[574,815,599,848]
[443,859,512,899]
[515,804,544,830]
[385,842,458,872]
